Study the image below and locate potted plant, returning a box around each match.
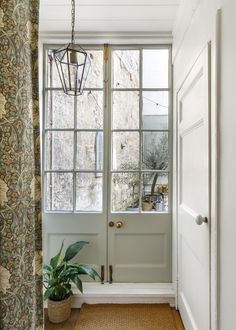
[142,196,153,211]
[142,134,168,211]
[43,240,100,323]
[126,198,139,211]
[157,184,169,210]
[142,173,158,211]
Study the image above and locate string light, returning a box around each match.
[115,83,168,109]
[87,87,168,114]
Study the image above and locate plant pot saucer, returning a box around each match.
[126,206,139,211]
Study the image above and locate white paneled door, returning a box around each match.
[177,45,211,329]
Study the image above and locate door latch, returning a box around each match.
[109,265,113,284]
[101,265,104,284]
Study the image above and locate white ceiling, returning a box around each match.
[39,0,181,34]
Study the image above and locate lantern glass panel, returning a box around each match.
[54,44,91,96]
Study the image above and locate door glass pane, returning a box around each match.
[76,132,103,170]
[112,132,139,170]
[77,91,103,129]
[112,91,139,129]
[143,49,169,88]
[112,50,139,88]
[85,50,104,88]
[143,92,168,130]
[142,132,168,170]
[46,131,74,170]
[44,46,171,214]
[47,55,61,88]
[46,173,73,211]
[76,173,103,211]
[142,172,168,212]
[46,91,74,129]
[111,173,139,212]
[47,49,103,89]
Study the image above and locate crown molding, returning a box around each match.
[39,31,173,44]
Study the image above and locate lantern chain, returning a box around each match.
[71,0,75,44]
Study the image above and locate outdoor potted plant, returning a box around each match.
[142,196,153,211]
[43,240,100,323]
[126,198,139,211]
[142,173,158,211]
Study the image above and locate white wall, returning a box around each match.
[219,1,236,328]
[173,0,236,329]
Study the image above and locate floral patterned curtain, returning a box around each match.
[0,0,43,329]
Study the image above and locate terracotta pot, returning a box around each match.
[142,202,153,211]
[48,296,71,323]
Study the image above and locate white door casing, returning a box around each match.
[177,44,211,330]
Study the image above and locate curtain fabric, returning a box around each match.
[0,0,43,329]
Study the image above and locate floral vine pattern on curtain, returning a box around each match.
[0,0,43,329]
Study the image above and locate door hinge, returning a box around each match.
[104,44,108,62]
[109,265,113,284]
[101,265,105,284]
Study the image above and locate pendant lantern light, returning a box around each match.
[54,0,91,96]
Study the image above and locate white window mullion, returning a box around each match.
[73,95,77,212]
[138,47,143,213]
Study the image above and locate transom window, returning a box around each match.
[43,45,171,213]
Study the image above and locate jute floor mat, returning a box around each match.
[76,304,183,330]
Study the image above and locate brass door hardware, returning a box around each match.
[109,221,114,227]
[101,265,104,284]
[115,221,124,229]
[104,44,108,62]
[109,265,113,284]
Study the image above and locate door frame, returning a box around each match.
[39,26,220,314]
[174,10,221,327]
[41,42,174,286]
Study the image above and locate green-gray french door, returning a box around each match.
[43,44,172,283]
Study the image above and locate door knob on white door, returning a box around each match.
[115,221,124,229]
[195,215,208,225]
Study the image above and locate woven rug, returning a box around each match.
[76,304,183,330]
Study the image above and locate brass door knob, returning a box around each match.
[109,221,114,227]
[115,221,124,229]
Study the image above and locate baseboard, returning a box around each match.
[71,282,175,308]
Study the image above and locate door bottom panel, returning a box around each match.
[68,283,175,308]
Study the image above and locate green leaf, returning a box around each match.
[50,241,64,268]
[43,265,52,277]
[44,287,55,300]
[51,284,68,301]
[54,262,66,276]
[64,241,89,262]
[58,267,78,280]
[151,173,158,196]
[43,264,52,272]
[77,264,100,280]
[61,284,72,297]
[69,273,83,293]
